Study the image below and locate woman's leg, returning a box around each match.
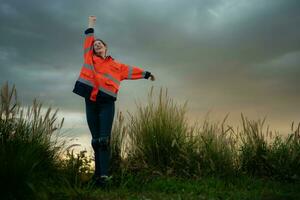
[96,101,115,176]
[85,98,101,177]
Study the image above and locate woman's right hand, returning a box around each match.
[88,16,96,28]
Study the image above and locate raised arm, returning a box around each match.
[83,16,96,60]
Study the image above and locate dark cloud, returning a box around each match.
[0,0,299,133]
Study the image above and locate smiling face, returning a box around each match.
[93,40,107,57]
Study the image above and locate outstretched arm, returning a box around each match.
[120,62,155,81]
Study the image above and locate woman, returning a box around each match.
[72,16,155,187]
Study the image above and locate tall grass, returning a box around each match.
[115,86,300,180]
[187,116,238,177]
[1,81,299,199]
[239,114,300,179]
[0,82,81,199]
[121,87,237,177]
[126,87,190,175]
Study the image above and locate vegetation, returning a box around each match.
[0,82,299,199]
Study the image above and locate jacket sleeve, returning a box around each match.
[83,28,94,61]
[120,62,151,81]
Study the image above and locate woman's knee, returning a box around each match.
[91,136,110,150]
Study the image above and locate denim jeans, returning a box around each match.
[85,98,115,177]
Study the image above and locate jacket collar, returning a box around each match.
[105,55,113,60]
[93,54,114,62]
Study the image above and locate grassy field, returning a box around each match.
[51,175,300,200]
[1,82,299,200]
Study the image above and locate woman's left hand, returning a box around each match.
[149,74,155,81]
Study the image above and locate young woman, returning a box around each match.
[72,16,155,186]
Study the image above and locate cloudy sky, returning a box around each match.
[1,0,299,149]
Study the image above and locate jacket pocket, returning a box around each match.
[81,70,94,79]
[105,79,119,90]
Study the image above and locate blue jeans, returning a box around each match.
[85,98,115,177]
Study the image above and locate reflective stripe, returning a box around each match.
[84,46,93,54]
[99,87,117,98]
[85,33,94,37]
[103,73,120,85]
[78,77,117,98]
[77,77,93,87]
[83,63,94,70]
[128,65,133,79]
[142,71,146,78]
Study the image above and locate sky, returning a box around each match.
[1,0,300,150]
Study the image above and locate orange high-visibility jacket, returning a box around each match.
[73,28,151,102]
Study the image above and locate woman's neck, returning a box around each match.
[95,53,106,59]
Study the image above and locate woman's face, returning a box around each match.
[93,40,107,56]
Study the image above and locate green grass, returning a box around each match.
[50,175,300,200]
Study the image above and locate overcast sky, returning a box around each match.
[1,0,299,149]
